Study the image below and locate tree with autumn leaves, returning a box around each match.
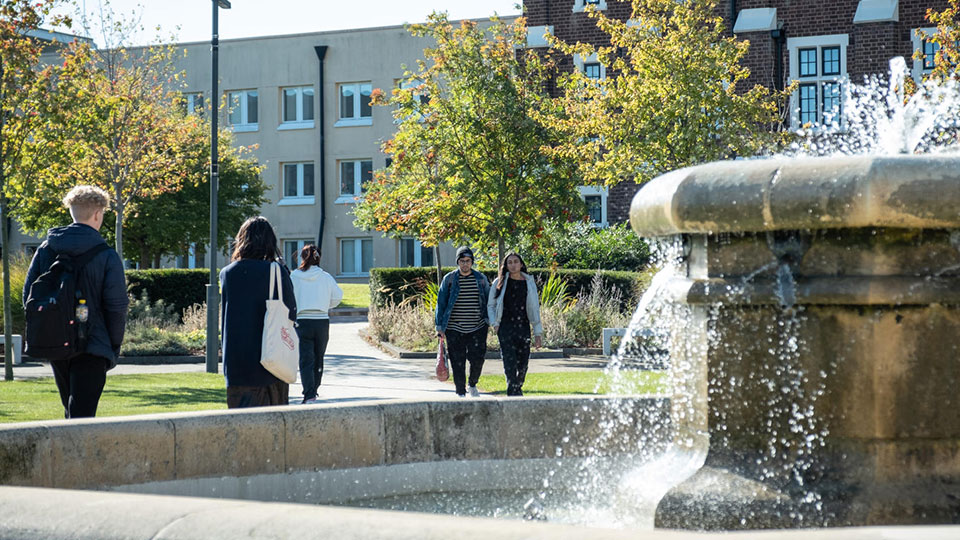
[0,0,70,380]
[547,0,787,188]
[354,14,583,265]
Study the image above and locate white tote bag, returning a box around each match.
[260,262,299,383]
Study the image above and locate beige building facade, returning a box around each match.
[173,23,467,282]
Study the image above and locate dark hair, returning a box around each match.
[231,216,281,262]
[298,244,321,271]
[495,251,527,297]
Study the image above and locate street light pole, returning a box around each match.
[206,0,231,374]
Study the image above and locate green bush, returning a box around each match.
[125,269,210,321]
[522,221,651,271]
[0,252,33,336]
[369,266,645,309]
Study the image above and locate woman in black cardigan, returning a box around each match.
[219,216,297,408]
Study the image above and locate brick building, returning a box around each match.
[523,0,951,223]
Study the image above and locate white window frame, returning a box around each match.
[787,34,848,130]
[578,186,608,228]
[399,237,434,268]
[279,162,316,206]
[335,82,373,127]
[227,89,258,132]
[335,159,373,204]
[181,92,204,115]
[283,239,311,268]
[573,0,606,12]
[339,237,373,277]
[278,86,315,130]
[574,53,606,80]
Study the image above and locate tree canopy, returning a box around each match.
[546,0,788,187]
[353,13,584,263]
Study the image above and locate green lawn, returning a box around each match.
[476,370,668,396]
[339,283,370,309]
[0,373,227,423]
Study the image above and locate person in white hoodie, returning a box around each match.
[291,244,343,404]
[487,251,542,396]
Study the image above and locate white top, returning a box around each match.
[290,266,343,319]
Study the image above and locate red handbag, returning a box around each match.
[435,337,449,382]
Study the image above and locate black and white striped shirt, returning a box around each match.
[447,273,484,333]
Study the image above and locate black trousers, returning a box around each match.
[50,354,108,419]
[226,381,289,408]
[498,327,531,396]
[446,326,487,395]
[297,318,330,400]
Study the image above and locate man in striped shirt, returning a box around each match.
[435,247,491,397]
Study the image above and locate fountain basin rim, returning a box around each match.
[630,155,960,237]
[663,275,960,306]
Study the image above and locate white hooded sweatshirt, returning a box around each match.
[290,266,343,319]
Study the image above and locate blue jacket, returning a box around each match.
[23,223,128,369]
[435,269,490,333]
[220,260,297,387]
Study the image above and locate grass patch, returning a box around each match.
[476,370,668,396]
[339,283,370,309]
[0,373,227,423]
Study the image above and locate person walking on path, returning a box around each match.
[488,251,542,396]
[291,244,342,404]
[219,216,297,408]
[436,246,490,397]
[23,185,128,418]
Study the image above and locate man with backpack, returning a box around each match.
[23,185,128,418]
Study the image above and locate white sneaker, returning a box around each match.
[468,386,480,397]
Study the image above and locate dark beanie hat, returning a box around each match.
[456,246,474,261]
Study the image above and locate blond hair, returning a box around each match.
[62,185,109,222]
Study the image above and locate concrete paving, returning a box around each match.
[8,319,611,405]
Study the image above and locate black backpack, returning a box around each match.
[24,243,109,361]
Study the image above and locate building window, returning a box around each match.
[279,162,315,205]
[573,0,606,12]
[583,63,602,80]
[336,82,372,127]
[283,239,311,269]
[227,89,258,132]
[340,238,373,276]
[337,159,373,202]
[574,53,605,81]
[280,86,314,129]
[179,243,199,269]
[578,186,608,227]
[180,92,204,115]
[923,39,938,71]
[787,35,848,128]
[399,238,434,268]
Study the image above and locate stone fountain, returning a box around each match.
[629,155,960,529]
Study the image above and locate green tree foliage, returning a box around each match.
[354,13,583,263]
[122,119,267,268]
[15,17,192,262]
[546,0,787,187]
[0,0,69,380]
[915,0,960,83]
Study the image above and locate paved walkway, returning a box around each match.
[9,319,610,405]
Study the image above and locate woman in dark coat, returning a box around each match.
[219,216,297,408]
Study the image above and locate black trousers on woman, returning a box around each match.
[497,327,530,396]
[445,326,487,395]
[297,318,330,401]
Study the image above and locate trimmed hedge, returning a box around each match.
[125,269,210,319]
[369,266,649,309]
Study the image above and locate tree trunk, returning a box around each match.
[153,253,161,269]
[435,245,442,285]
[114,195,124,263]
[497,237,505,267]
[0,53,11,381]
[1,196,12,382]
[138,244,149,269]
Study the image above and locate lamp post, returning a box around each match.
[206,0,231,374]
